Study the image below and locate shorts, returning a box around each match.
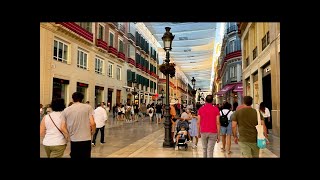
[156,113,162,118]
[220,121,232,135]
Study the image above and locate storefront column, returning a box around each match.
[258,67,263,103]
[250,74,254,98]
[146,93,150,105]
[270,23,280,137]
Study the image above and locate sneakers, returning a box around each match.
[91,143,96,147]
[100,142,106,144]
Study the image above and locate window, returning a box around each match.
[77,49,88,69]
[226,70,228,83]
[253,47,257,60]
[129,22,136,35]
[245,57,249,68]
[128,44,135,59]
[53,39,68,63]
[119,39,124,53]
[108,63,113,78]
[116,66,121,80]
[77,22,92,32]
[262,31,270,51]
[109,33,114,47]
[229,40,235,53]
[230,67,233,78]
[95,57,104,74]
[98,24,104,40]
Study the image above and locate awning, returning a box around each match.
[216,84,236,96]
[233,83,243,92]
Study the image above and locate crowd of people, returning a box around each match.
[40,91,271,158]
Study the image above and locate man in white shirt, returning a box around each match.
[92,103,107,146]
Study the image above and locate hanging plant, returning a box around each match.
[159,63,176,78]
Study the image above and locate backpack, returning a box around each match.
[220,110,231,127]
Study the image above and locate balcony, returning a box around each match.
[56,22,93,42]
[127,33,135,43]
[108,45,118,57]
[226,25,238,34]
[136,63,142,70]
[118,24,126,35]
[108,22,118,29]
[127,57,135,66]
[117,52,126,61]
[224,50,241,61]
[96,39,108,51]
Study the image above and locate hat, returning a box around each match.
[170,99,177,105]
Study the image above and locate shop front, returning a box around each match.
[95,86,104,107]
[77,82,88,103]
[52,78,69,104]
[216,84,236,103]
[233,82,243,105]
[108,88,113,106]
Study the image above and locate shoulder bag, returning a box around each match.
[255,109,268,149]
[48,114,66,140]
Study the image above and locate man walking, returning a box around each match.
[197,95,220,158]
[61,92,96,159]
[232,96,267,158]
[92,103,107,146]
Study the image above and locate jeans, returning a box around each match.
[200,133,218,158]
[92,126,105,144]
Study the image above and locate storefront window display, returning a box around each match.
[52,78,69,104]
[77,82,88,102]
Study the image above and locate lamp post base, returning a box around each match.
[163,141,174,148]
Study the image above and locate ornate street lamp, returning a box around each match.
[191,77,196,87]
[191,77,197,112]
[198,88,201,101]
[132,79,137,95]
[162,27,175,148]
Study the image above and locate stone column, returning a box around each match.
[269,23,280,137]
[258,67,263,103]
[250,74,254,98]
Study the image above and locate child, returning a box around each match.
[175,126,188,150]
[189,111,198,148]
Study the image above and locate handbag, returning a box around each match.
[255,109,268,149]
[48,114,67,140]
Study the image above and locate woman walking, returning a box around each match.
[40,98,67,158]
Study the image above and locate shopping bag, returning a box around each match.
[255,109,267,149]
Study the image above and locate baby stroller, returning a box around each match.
[175,120,190,150]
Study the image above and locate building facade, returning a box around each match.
[238,22,280,137]
[40,22,159,108]
[215,22,243,106]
